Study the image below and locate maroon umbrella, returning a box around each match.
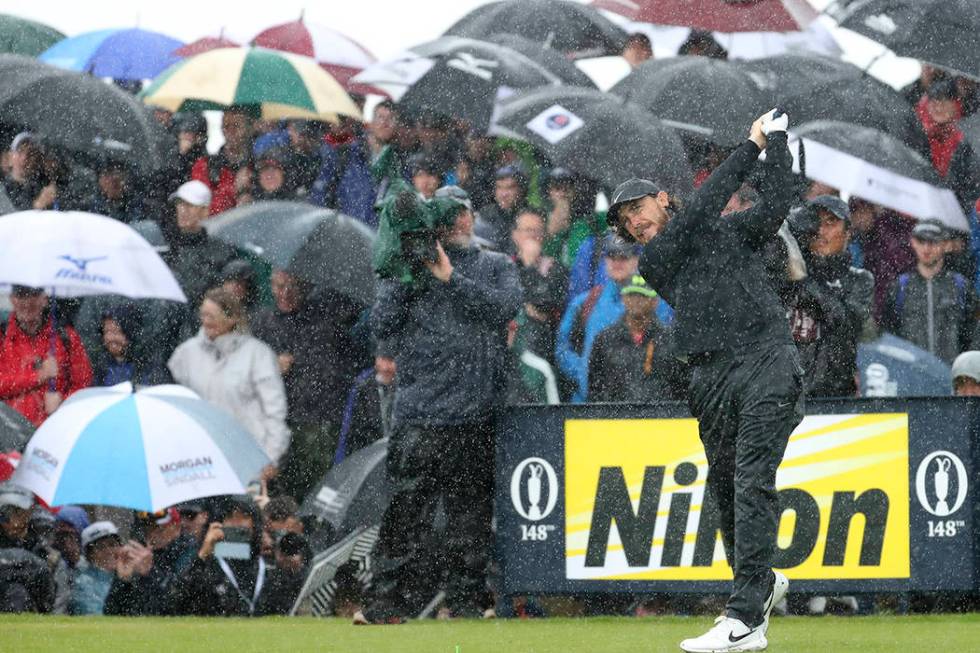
[173,35,240,58]
[592,0,818,33]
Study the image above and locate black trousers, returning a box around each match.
[687,343,804,627]
[367,421,495,617]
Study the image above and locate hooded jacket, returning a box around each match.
[371,242,522,426]
[168,330,291,462]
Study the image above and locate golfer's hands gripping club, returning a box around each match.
[749,108,789,149]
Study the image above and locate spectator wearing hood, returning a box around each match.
[251,270,367,502]
[475,164,528,252]
[90,306,171,387]
[190,107,254,215]
[48,506,88,614]
[250,149,296,202]
[310,119,377,226]
[87,159,144,224]
[168,288,291,466]
[915,78,980,209]
[0,286,93,426]
[173,497,298,616]
[786,196,875,397]
[407,154,443,200]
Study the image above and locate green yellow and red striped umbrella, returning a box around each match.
[140,46,360,122]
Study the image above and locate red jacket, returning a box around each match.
[0,315,93,426]
[915,95,965,178]
[190,155,249,216]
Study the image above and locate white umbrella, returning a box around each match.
[0,210,186,301]
[12,383,269,512]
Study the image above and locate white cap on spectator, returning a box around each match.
[10,131,35,151]
[168,180,212,207]
[80,521,121,549]
[952,351,980,382]
[0,482,33,511]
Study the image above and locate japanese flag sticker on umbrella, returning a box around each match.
[526,104,585,144]
[12,384,269,512]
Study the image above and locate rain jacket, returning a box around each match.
[168,330,291,462]
[69,560,114,615]
[587,319,689,402]
[555,281,626,403]
[310,138,377,227]
[103,534,197,616]
[881,266,980,365]
[163,230,237,314]
[638,134,795,356]
[190,149,252,216]
[371,243,522,426]
[788,252,875,397]
[0,314,93,426]
[172,555,294,617]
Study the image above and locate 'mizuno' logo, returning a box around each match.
[58,255,107,272]
[55,254,112,286]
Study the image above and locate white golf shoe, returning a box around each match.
[762,570,789,635]
[679,616,768,652]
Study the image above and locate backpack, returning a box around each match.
[569,284,604,353]
[894,272,966,316]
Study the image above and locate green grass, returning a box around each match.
[3,614,979,652]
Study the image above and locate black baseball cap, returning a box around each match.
[808,195,850,225]
[607,178,662,227]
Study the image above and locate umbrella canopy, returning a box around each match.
[959,113,980,160]
[445,0,628,59]
[0,210,187,301]
[205,201,376,306]
[611,56,769,146]
[485,34,597,88]
[140,47,361,123]
[12,383,270,512]
[741,52,929,155]
[0,403,33,453]
[593,0,817,33]
[39,28,184,81]
[173,35,240,58]
[490,86,694,194]
[251,18,376,93]
[355,37,561,131]
[833,0,980,81]
[787,120,967,231]
[858,333,952,398]
[0,15,64,56]
[0,55,175,173]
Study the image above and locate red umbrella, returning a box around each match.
[173,35,240,57]
[592,0,818,33]
[251,16,377,94]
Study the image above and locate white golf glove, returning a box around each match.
[760,108,789,135]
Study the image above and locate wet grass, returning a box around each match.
[2,614,979,652]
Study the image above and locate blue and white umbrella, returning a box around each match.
[0,210,186,301]
[12,384,269,512]
[39,28,184,81]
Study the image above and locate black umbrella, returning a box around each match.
[833,0,980,81]
[355,37,561,132]
[444,0,628,59]
[490,86,694,194]
[0,403,33,453]
[485,34,597,88]
[741,53,929,156]
[205,201,376,306]
[857,333,952,398]
[611,56,769,147]
[0,55,175,173]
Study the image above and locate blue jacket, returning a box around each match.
[555,281,625,403]
[309,138,377,227]
[372,243,523,425]
[70,561,114,615]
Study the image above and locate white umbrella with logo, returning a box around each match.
[0,210,185,301]
[12,383,269,512]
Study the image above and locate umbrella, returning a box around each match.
[12,383,269,511]
[355,37,561,131]
[205,201,376,306]
[611,56,769,146]
[786,120,967,231]
[0,404,33,453]
[957,113,980,158]
[741,52,930,155]
[299,438,389,546]
[173,35,240,58]
[858,333,952,397]
[0,210,187,301]
[833,0,980,81]
[140,47,361,123]
[489,86,694,194]
[0,15,64,56]
[39,28,184,81]
[0,55,175,173]
[250,17,376,94]
[485,34,597,88]
[444,0,629,59]
[593,0,818,33]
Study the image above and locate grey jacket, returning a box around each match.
[371,242,522,426]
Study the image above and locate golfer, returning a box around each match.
[608,110,802,653]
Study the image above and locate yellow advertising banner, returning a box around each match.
[565,414,909,581]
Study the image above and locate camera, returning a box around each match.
[214,526,252,560]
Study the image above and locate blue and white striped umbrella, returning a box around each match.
[12,384,269,512]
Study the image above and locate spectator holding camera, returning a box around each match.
[70,521,125,615]
[356,187,522,624]
[786,196,875,397]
